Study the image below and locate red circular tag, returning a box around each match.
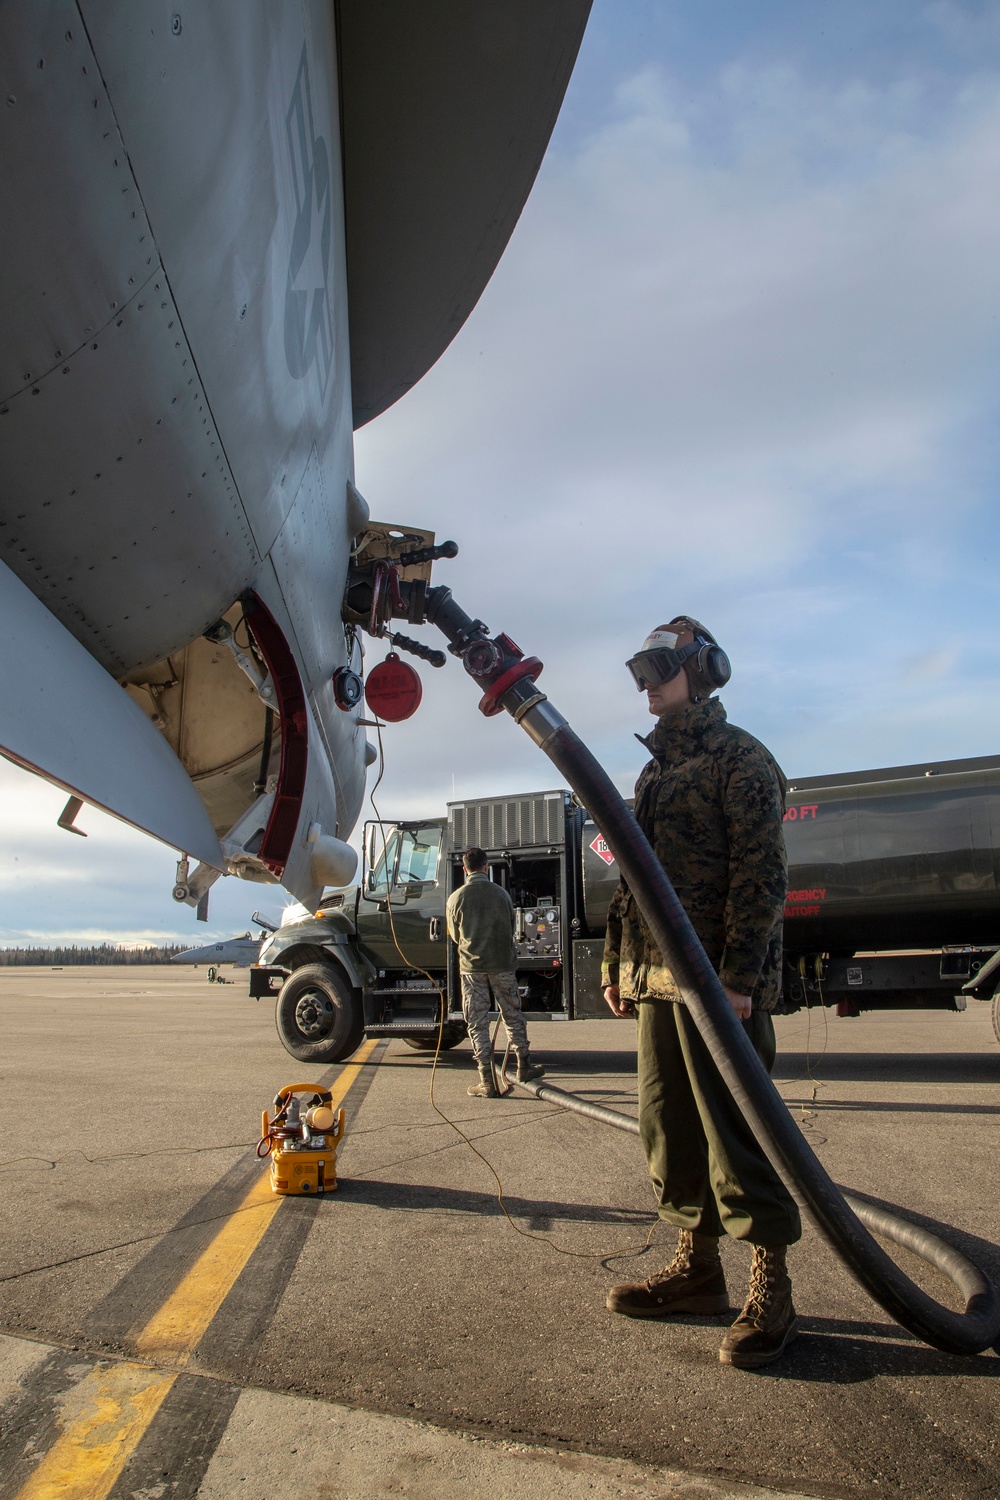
[364,654,423,722]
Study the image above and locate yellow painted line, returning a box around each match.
[134,1170,280,1360]
[14,1040,380,1500]
[137,1037,379,1360]
[14,1365,177,1500]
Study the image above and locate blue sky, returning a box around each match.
[3,0,1000,942]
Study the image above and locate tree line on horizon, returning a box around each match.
[0,943,187,966]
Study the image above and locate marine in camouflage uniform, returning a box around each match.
[602,617,801,1369]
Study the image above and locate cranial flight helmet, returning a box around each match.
[625,616,732,704]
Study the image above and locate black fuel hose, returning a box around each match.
[513,1075,997,1347]
[492,685,1000,1357]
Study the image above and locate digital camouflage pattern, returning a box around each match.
[460,972,529,1062]
[602,698,787,1010]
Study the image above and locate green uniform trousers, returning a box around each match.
[636,1001,801,1245]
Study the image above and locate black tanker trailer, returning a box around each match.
[782,753,1000,951]
[253,753,1000,1060]
[780,752,1000,1019]
[583,752,1000,1024]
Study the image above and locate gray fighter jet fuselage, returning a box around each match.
[0,2,591,917]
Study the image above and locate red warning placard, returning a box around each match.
[589,833,615,866]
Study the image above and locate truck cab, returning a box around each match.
[254,789,616,1061]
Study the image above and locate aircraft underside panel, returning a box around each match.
[77,0,353,564]
[0,271,259,675]
[0,557,223,868]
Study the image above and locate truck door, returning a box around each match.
[357,821,447,973]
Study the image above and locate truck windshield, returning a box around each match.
[397,826,442,884]
[365,825,442,897]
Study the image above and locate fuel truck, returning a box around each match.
[252,751,1000,1061]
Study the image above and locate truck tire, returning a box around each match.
[403,1021,467,1051]
[993,989,1000,1049]
[275,963,364,1064]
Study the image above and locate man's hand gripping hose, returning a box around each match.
[352,564,1000,1358]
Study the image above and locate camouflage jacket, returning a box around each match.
[601,699,787,1009]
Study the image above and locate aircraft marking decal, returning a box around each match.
[284,46,334,401]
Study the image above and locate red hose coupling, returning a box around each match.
[478,657,544,717]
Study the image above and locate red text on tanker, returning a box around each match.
[783,804,820,822]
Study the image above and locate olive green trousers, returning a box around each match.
[636,1001,801,1244]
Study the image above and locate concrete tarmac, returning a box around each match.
[0,966,998,1498]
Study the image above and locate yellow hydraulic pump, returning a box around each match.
[258,1083,345,1196]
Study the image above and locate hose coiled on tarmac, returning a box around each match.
[513,1075,997,1353]
[504,697,1000,1357]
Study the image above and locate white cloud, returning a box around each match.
[0,759,286,945]
[903,647,958,683]
[356,50,1000,806]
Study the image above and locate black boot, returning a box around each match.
[467,1061,497,1098]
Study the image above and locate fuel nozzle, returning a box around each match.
[462,631,544,717]
[342,535,546,720]
[410,586,543,716]
[342,537,460,639]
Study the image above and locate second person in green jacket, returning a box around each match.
[446,846,545,1097]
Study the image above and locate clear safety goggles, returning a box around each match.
[625,640,699,692]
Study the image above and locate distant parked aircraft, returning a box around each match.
[172,911,277,968]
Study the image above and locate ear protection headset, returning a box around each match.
[665,616,732,701]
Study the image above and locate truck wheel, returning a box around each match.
[275,963,364,1063]
[993,990,1000,1049]
[403,1021,467,1051]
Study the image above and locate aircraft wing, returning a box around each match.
[0,560,221,867]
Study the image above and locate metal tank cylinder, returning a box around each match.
[580,754,1000,955]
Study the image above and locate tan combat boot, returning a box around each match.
[467,1061,498,1098]
[516,1052,544,1082]
[719,1244,798,1367]
[606,1230,728,1318]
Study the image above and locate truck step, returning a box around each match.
[368,986,441,997]
[365,1022,440,1034]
